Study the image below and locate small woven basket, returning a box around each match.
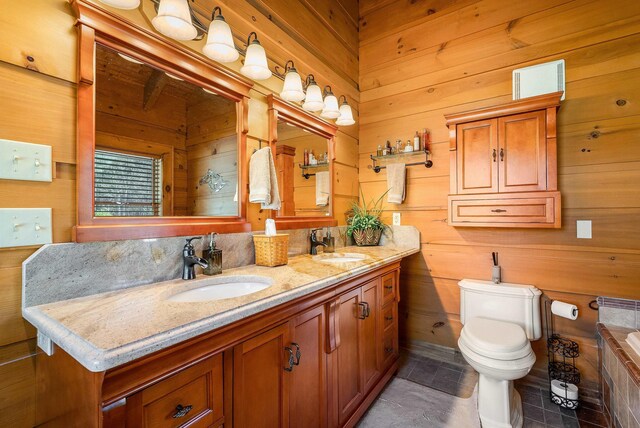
[352,228,382,246]
[253,234,289,267]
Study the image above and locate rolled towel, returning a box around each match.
[249,147,281,210]
[316,171,330,206]
[386,162,406,204]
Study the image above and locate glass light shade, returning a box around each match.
[240,41,271,80]
[152,0,197,41]
[321,93,340,119]
[117,52,144,64]
[336,102,355,126]
[280,68,305,102]
[202,18,239,63]
[302,83,324,112]
[98,0,140,9]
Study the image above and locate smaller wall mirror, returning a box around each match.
[268,95,338,229]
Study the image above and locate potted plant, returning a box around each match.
[346,188,388,246]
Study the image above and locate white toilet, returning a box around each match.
[457,279,542,428]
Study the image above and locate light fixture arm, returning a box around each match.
[323,85,334,96]
[284,60,295,72]
[338,95,348,105]
[246,31,259,45]
[211,6,223,20]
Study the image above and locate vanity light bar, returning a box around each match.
[100,0,355,125]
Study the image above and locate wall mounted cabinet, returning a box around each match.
[446,92,562,228]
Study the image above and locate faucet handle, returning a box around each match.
[184,237,201,254]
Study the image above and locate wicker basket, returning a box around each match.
[253,234,289,267]
[352,228,382,246]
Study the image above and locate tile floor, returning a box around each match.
[363,349,611,428]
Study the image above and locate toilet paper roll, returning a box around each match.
[265,219,277,236]
[551,300,578,320]
[551,379,578,401]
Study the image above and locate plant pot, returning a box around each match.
[351,228,382,246]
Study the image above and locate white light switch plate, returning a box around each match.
[0,139,52,182]
[0,208,52,248]
[576,220,592,239]
[392,212,401,225]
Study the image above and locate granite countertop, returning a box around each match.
[23,245,419,372]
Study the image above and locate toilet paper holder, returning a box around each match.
[544,299,580,410]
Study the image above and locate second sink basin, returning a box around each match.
[314,253,369,263]
[168,276,273,303]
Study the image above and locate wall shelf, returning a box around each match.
[299,163,329,179]
[368,149,433,173]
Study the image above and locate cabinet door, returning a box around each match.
[361,279,381,392]
[233,323,290,428]
[498,111,546,192]
[289,305,327,428]
[336,287,364,425]
[456,119,498,194]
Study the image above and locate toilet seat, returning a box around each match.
[459,317,532,361]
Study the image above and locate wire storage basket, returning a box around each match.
[545,300,580,409]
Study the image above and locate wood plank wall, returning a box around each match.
[359,0,640,396]
[0,0,358,426]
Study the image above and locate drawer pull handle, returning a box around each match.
[492,149,497,162]
[284,347,295,372]
[357,302,367,319]
[384,285,393,290]
[500,148,504,161]
[385,316,393,321]
[363,301,371,318]
[291,342,301,366]
[172,404,193,419]
[491,209,506,213]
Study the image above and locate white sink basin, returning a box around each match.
[314,253,368,263]
[168,276,273,303]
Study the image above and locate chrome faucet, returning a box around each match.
[310,228,328,255]
[182,237,209,280]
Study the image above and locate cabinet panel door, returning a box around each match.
[336,287,364,425]
[233,323,290,428]
[498,111,546,192]
[361,279,381,393]
[290,305,327,428]
[456,119,498,194]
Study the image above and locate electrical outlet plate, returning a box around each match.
[0,139,52,182]
[392,212,401,225]
[0,208,53,248]
[576,220,592,239]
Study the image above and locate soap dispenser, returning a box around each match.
[323,227,335,253]
[203,233,222,275]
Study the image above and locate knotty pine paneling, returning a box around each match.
[360,0,640,394]
[0,0,358,425]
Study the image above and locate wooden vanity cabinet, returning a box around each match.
[37,263,401,428]
[446,92,562,228]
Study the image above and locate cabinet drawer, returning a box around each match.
[381,271,397,304]
[128,355,223,428]
[449,191,560,228]
[382,303,396,333]
[381,328,398,369]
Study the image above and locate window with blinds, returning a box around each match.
[94,150,162,217]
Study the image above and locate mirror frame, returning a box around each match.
[72,0,254,242]
[267,94,338,230]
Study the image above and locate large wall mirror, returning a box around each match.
[73,0,253,241]
[268,95,338,229]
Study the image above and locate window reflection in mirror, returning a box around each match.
[275,120,330,217]
[94,44,238,217]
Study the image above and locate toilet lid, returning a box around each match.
[460,317,530,360]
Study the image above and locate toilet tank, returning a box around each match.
[459,279,542,340]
